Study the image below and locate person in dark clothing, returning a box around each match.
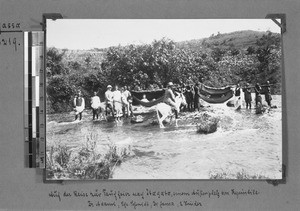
[185,85,194,111]
[73,90,85,121]
[181,83,186,93]
[265,81,272,107]
[235,83,241,97]
[194,82,200,111]
[254,83,262,107]
[243,83,252,109]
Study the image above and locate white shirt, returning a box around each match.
[123,90,131,99]
[141,98,149,102]
[105,90,114,103]
[91,96,101,109]
[113,90,122,103]
[121,92,128,104]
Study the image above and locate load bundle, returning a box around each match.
[198,84,233,104]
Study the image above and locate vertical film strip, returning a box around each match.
[24,31,45,168]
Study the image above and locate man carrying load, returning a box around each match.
[243,83,252,109]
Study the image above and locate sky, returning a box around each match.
[47,19,280,50]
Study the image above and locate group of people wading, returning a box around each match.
[73,82,185,123]
[234,81,273,110]
[72,79,273,123]
[73,85,133,122]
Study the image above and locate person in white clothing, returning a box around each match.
[121,86,132,117]
[105,85,114,117]
[113,85,123,121]
[124,86,133,117]
[91,91,101,120]
[141,94,149,102]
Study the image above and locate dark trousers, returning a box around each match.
[194,96,200,111]
[92,108,99,120]
[246,101,251,109]
[129,104,133,116]
[75,112,82,120]
[265,94,272,106]
[174,109,178,119]
[255,95,262,106]
[105,103,115,117]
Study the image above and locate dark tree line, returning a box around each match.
[47,32,281,113]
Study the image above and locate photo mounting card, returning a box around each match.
[43,19,283,181]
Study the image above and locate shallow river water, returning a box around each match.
[47,95,282,180]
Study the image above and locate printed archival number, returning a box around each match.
[74,169,86,176]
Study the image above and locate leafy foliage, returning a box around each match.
[196,112,220,134]
[46,132,130,180]
[46,30,282,113]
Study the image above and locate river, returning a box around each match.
[46,94,282,180]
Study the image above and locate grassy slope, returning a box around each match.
[55,30,276,60]
[176,30,271,52]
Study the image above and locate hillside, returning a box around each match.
[53,30,280,64]
[176,30,279,52]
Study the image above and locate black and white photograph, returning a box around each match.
[45,19,282,180]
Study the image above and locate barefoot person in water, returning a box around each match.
[243,83,252,109]
[105,85,114,118]
[91,91,101,120]
[113,85,123,121]
[254,83,262,107]
[73,90,85,121]
[121,86,132,117]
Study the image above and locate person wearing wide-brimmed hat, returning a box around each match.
[243,83,252,109]
[163,82,179,119]
[105,85,114,117]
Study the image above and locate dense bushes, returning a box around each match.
[46,31,281,113]
[47,75,75,113]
